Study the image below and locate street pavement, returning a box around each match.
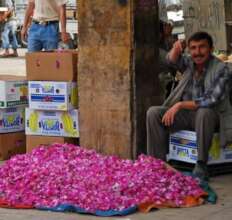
[0,48,26,76]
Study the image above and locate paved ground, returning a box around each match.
[0,48,26,76]
[0,48,231,219]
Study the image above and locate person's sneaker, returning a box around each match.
[192,161,209,181]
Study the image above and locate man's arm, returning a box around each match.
[21,1,34,41]
[168,40,186,63]
[195,64,232,107]
[58,4,69,43]
[1,0,14,21]
[166,40,188,72]
[0,11,10,22]
[2,10,12,21]
[162,101,198,127]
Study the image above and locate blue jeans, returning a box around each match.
[1,20,18,50]
[28,22,59,52]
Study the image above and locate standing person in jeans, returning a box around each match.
[21,0,69,52]
[0,0,18,57]
[146,32,232,180]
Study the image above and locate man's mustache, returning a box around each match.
[193,54,204,58]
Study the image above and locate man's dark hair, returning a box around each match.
[188,31,213,48]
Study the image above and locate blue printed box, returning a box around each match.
[29,81,78,111]
[168,130,232,164]
[0,107,25,133]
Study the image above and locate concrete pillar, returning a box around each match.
[78,0,161,159]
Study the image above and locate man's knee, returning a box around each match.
[196,108,216,117]
[196,108,218,123]
[147,106,165,122]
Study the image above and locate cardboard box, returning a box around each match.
[168,130,232,164]
[0,107,25,133]
[29,81,78,111]
[26,51,78,81]
[0,75,28,108]
[0,132,26,160]
[66,9,76,19]
[26,135,79,153]
[25,108,79,137]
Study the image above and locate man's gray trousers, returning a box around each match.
[146,106,219,162]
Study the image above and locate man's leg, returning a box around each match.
[1,23,10,55]
[28,38,42,52]
[195,108,219,163]
[9,21,19,56]
[42,23,59,51]
[146,106,169,160]
[193,108,219,180]
[28,23,43,52]
[146,107,194,161]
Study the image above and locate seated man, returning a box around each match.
[146,31,232,180]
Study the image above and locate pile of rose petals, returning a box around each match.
[0,144,206,212]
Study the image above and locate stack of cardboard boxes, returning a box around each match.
[25,51,79,152]
[0,75,27,160]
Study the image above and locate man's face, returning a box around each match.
[188,39,213,66]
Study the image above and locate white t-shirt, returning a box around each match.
[29,0,68,21]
